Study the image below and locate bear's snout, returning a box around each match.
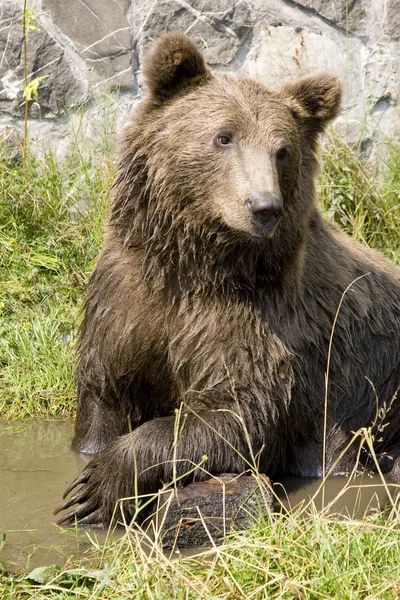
[247,195,283,236]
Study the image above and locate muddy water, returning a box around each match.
[0,420,392,573]
[275,474,390,516]
[0,420,109,573]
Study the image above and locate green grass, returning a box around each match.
[0,107,115,419]
[1,117,400,598]
[1,503,400,599]
[319,131,400,264]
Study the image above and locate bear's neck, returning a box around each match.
[134,216,309,301]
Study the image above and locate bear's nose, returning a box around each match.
[247,195,283,231]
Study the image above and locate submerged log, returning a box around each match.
[150,474,273,548]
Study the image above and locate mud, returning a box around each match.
[0,420,393,573]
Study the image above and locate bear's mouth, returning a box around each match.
[246,200,282,240]
[249,231,265,239]
[211,220,280,243]
[248,217,281,240]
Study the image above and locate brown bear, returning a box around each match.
[55,33,400,527]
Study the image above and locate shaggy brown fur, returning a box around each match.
[55,33,400,527]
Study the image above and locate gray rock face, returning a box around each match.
[132,0,254,65]
[43,0,132,88]
[0,0,91,118]
[0,0,399,153]
[294,0,368,35]
[386,0,400,39]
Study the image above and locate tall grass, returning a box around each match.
[1,500,400,599]
[319,131,400,264]
[0,98,116,418]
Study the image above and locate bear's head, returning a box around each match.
[112,33,341,288]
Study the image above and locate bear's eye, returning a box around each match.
[215,133,234,147]
[276,146,289,162]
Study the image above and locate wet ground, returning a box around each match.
[0,420,392,573]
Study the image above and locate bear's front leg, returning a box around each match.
[55,410,258,527]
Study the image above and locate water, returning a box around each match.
[0,420,105,573]
[0,420,392,573]
[276,474,390,516]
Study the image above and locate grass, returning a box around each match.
[319,131,400,264]
[1,502,400,599]
[1,112,400,597]
[0,103,115,419]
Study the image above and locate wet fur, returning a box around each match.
[56,33,400,526]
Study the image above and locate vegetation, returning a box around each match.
[0,106,115,419]
[320,133,400,264]
[1,117,400,597]
[1,502,400,599]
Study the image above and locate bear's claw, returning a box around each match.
[54,464,103,525]
[62,469,91,499]
[54,448,124,527]
[54,502,103,527]
[54,487,90,516]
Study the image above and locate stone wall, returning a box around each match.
[1,0,399,156]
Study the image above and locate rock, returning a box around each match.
[150,474,273,548]
[0,0,90,118]
[22,28,90,117]
[0,2,23,78]
[1,0,400,158]
[43,0,133,89]
[0,2,24,113]
[385,0,400,40]
[131,0,255,68]
[243,25,364,93]
[293,0,368,35]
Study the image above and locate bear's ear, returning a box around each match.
[280,73,342,130]
[143,33,211,103]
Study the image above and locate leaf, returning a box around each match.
[24,8,40,31]
[25,250,63,272]
[22,76,49,102]
[25,565,62,584]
